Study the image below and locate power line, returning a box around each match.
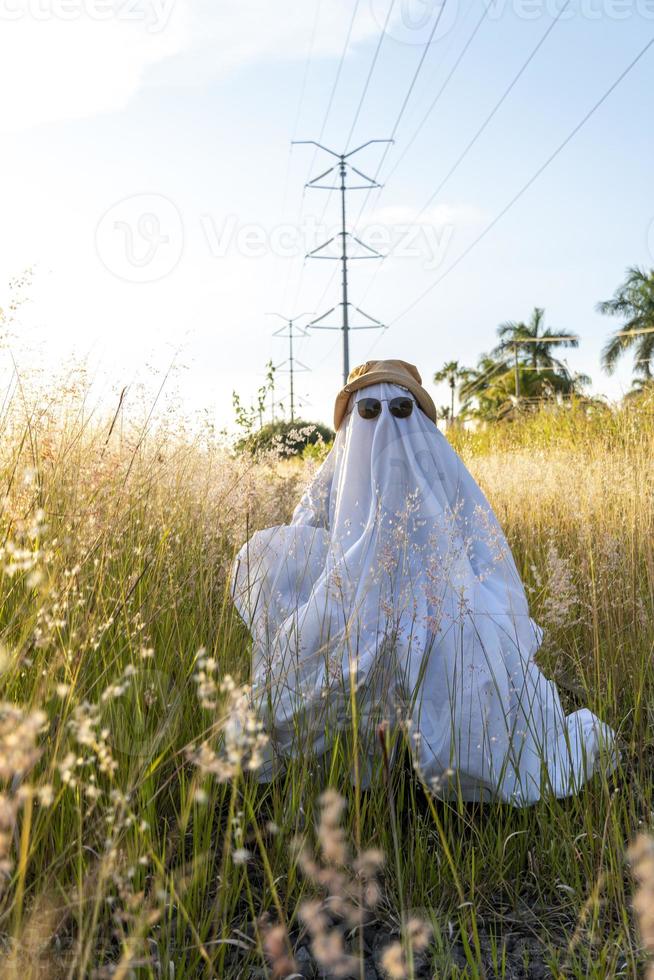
[351,0,469,230]
[304,0,456,344]
[378,0,491,190]
[345,0,398,151]
[300,0,364,193]
[312,0,398,232]
[288,0,436,344]
[288,1,324,181]
[321,0,363,138]
[387,34,654,328]
[281,2,363,317]
[459,359,509,398]
[410,0,570,228]
[357,2,569,319]
[276,2,324,308]
[459,349,569,403]
[503,335,579,399]
[372,0,452,158]
[294,140,392,383]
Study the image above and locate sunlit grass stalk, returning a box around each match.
[213,774,239,976]
[0,378,652,975]
[378,722,416,978]
[12,789,33,938]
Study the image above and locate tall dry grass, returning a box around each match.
[0,379,652,977]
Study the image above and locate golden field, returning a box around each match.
[0,382,653,978]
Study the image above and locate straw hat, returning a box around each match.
[333,359,437,430]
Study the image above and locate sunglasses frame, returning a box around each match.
[346,395,416,421]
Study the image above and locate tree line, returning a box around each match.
[434,266,654,423]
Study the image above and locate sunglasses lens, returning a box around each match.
[389,397,414,419]
[357,397,382,420]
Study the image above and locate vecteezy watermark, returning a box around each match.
[370,0,459,45]
[369,0,654,36]
[200,213,455,271]
[0,0,176,32]
[491,0,654,19]
[95,201,457,282]
[648,217,654,263]
[95,193,184,283]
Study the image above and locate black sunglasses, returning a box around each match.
[350,396,415,420]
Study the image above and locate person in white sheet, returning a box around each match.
[231,359,615,804]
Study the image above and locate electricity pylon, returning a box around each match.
[292,139,392,385]
[268,312,313,421]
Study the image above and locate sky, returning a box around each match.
[1,0,653,431]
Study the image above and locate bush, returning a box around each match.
[236,418,334,457]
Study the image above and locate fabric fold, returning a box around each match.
[232,382,615,804]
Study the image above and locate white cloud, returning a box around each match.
[0,0,382,133]
[0,1,189,132]
[150,0,383,82]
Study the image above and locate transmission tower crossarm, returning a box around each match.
[344,138,394,158]
[308,305,341,330]
[349,310,386,329]
[349,235,384,257]
[348,164,382,187]
[272,323,309,338]
[291,139,341,157]
[352,306,385,324]
[306,237,339,258]
[306,164,338,186]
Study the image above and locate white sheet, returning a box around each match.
[231,382,615,804]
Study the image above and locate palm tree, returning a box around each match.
[493,308,579,390]
[458,355,510,421]
[433,360,467,421]
[459,355,505,401]
[459,348,589,423]
[597,266,654,378]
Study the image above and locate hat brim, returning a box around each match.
[333,371,437,430]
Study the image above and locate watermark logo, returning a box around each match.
[370,0,459,45]
[95,193,184,283]
[95,200,458,282]
[648,217,654,263]
[486,0,654,20]
[369,421,447,519]
[370,0,654,31]
[200,213,455,271]
[0,0,176,32]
